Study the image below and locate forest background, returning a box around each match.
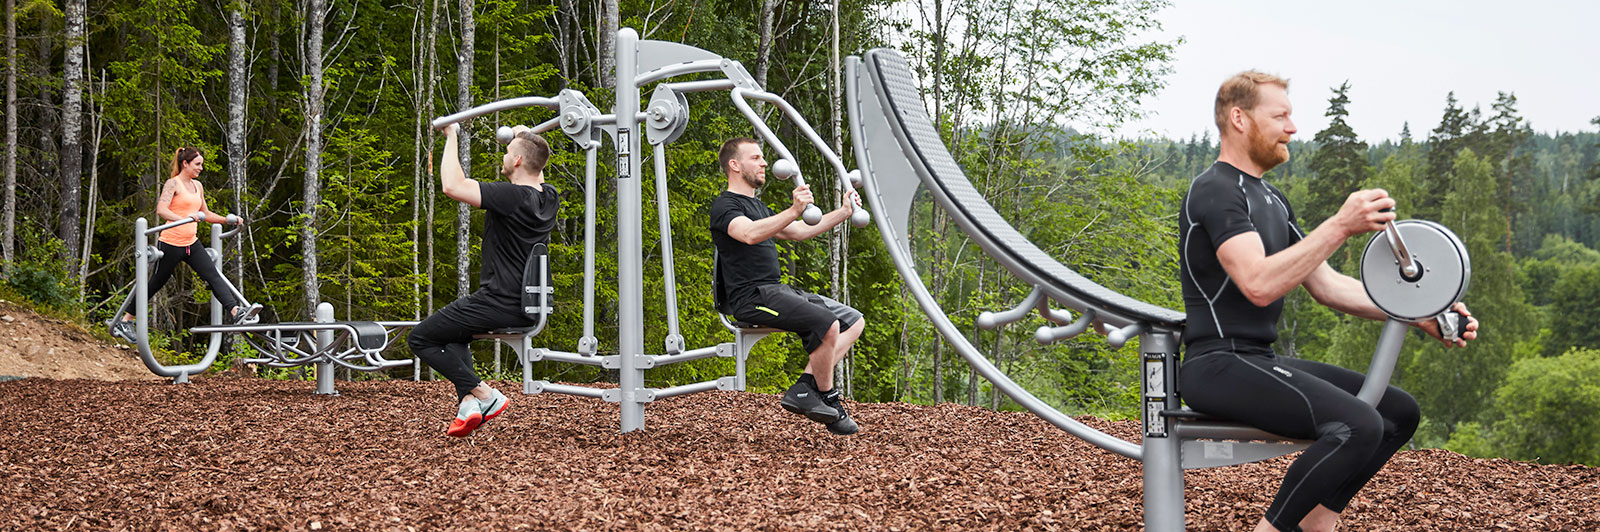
[4,0,1600,466]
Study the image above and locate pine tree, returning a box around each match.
[1423,93,1473,220]
[1305,81,1369,271]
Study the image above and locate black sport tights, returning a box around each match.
[142,241,239,313]
[1180,342,1420,532]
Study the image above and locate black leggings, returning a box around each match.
[1180,343,1420,532]
[144,241,239,312]
[407,291,533,400]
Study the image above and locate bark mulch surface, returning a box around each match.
[2,377,1595,531]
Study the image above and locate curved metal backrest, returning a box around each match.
[861,48,1183,331]
[521,242,552,320]
[847,54,1142,459]
[711,251,732,315]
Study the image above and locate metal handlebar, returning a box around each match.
[430,96,561,130]
[1379,208,1419,279]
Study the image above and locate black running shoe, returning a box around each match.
[780,379,840,424]
[822,390,859,436]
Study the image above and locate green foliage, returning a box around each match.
[1474,348,1600,466]
[1,219,79,312]
[1398,150,1533,444]
[1545,264,1600,356]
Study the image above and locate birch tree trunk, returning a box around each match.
[597,0,615,88]
[410,0,429,321]
[828,0,849,397]
[455,0,474,299]
[4,0,19,266]
[302,0,327,317]
[59,0,86,277]
[753,0,777,89]
[227,0,249,284]
[425,0,442,317]
[80,69,105,300]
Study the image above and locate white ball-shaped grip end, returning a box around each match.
[977,312,998,330]
[772,159,800,181]
[848,169,863,188]
[850,208,871,228]
[1035,326,1055,344]
[495,126,515,146]
[802,204,823,225]
[225,214,240,225]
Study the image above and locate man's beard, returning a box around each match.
[1247,119,1289,173]
[741,168,765,189]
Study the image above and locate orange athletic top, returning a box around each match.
[158,178,204,247]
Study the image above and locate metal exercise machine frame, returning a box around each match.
[112,217,417,394]
[846,48,1467,531]
[429,28,870,433]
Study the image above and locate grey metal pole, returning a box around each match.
[579,144,599,355]
[203,224,225,359]
[134,217,161,380]
[616,28,645,432]
[315,302,337,395]
[1141,331,1184,532]
[652,142,684,354]
[1357,319,1410,405]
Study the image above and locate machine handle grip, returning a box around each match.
[1436,311,1463,342]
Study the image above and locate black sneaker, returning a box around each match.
[780,379,840,424]
[822,390,859,436]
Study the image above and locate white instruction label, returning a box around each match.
[1145,360,1164,397]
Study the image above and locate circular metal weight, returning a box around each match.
[1361,220,1471,321]
[558,90,596,140]
[644,85,690,145]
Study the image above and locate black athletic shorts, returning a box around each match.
[730,284,862,354]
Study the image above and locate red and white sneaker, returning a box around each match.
[445,397,484,438]
[480,388,509,423]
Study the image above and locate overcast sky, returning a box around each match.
[1122,0,1600,142]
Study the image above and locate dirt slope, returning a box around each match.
[0,299,153,381]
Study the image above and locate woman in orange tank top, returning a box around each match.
[112,147,259,338]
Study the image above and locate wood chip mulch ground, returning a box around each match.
[2,377,1595,531]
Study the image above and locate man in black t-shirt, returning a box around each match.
[710,137,864,435]
[410,123,559,438]
[1179,72,1479,532]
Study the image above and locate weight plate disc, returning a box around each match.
[1361,220,1471,321]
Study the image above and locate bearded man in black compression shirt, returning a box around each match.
[1178,71,1480,532]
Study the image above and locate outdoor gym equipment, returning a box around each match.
[845,48,1468,531]
[428,28,869,432]
[110,216,416,395]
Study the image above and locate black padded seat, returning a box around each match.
[865,49,1184,328]
[1159,407,1224,422]
[265,321,387,352]
[347,322,388,352]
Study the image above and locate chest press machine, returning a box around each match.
[429,29,869,432]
